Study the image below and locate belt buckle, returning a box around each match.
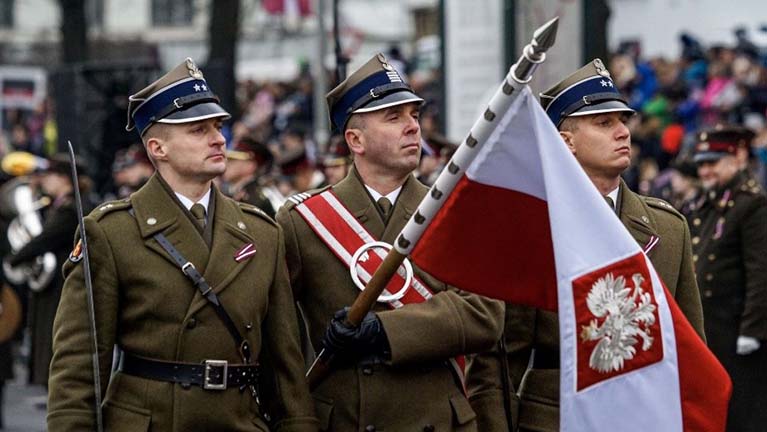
[203,359,228,390]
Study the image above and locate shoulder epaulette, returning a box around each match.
[739,179,764,195]
[643,196,685,221]
[282,185,332,210]
[238,202,277,226]
[90,198,132,221]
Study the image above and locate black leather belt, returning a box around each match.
[532,348,559,369]
[120,352,259,391]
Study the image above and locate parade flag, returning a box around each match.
[411,87,731,431]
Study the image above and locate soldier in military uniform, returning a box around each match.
[222,136,276,217]
[466,59,705,432]
[689,124,767,432]
[319,134,351,186]
[112,144,153,199]
[276,53,504,431]
[47,59,317,432]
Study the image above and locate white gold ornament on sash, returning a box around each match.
[349,241,413,303]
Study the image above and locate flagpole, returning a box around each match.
[306,16,559,389]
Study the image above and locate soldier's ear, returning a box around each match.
[145,136,167,162]
[560,131,576,154]
[345,128,365,156]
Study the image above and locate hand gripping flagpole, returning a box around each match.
[306,17,560,389]
[67,141,104,432]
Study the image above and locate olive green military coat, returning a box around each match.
[276,167,504,432]
[466,180,705,432]
[689,172,767,432]
[47,175,318,432]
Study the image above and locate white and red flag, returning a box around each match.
[411,87,731,431]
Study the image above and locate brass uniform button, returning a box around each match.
[708,254,716,261]
[693,255,698,263]
[693,218,701,226]
[704,290,713,298]
[186,318,197,329]
[705,273,713,281]
[692,237,700,245]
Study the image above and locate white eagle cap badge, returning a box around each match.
[377,53,394,71]
[186,58,204,80]
[593,58,611,79]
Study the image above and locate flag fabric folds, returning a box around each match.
[411,87,731,431]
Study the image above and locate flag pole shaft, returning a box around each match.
[307,17,559,389]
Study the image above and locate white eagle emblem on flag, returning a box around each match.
[579,272,657,373]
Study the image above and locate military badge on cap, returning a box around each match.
[69,239,83,263]
[378,53,394,71]
[186,58,204,79]
[593,58,610,77]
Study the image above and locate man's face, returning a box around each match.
[697,155,740,189]
[323,163,349,185]
[561,112,632,179]
[153,118,227,182]
[40,172,68,197]
[351,103,422,176]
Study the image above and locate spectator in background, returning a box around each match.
[277,149,325,195]
[112,144,153,199]
[222,136,277,217]
[6,154,93,393]
[417,132,456,186]
[320,135,351,186]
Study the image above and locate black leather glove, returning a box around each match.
[321,307,390,359]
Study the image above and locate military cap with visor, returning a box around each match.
[693,123,755,163]
[226,137,274,167]
[540,58,635,128]
[126,58,231,136]
[326,53,423,132]
[320,135,352,168]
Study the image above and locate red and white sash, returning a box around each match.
[293,190,466,388]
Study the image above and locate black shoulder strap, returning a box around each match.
[154,232,252,363]
[128,210,252,364]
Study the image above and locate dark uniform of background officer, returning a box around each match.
[689,124,767,432]
[276,53,503,431]
[466,59,705,432]
[47,58,317,432]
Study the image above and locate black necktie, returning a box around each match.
[377,197,392,220]
[190,203,206,229]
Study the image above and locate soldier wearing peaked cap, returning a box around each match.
[222,137,277,218]
[276,53,504,431]
[320,134,352,186]
[47,58,318,432]
[466,59,705,432]
[688,124,767,432]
